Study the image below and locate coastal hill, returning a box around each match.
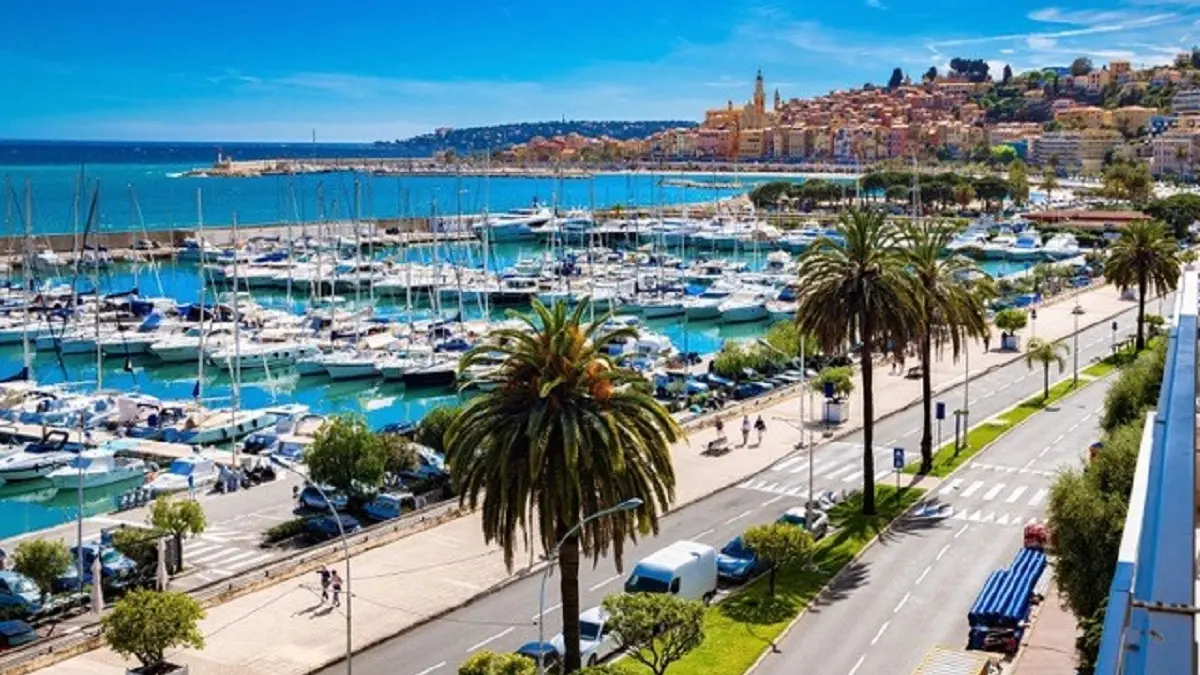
[373,120,696,156]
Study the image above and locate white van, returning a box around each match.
[623,540,718,604]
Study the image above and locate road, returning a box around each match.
[313,303,1132,675]
[0,471,304,590]
[751,377,1105,675]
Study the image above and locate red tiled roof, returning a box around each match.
[1025,209,1149,223]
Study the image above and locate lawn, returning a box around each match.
[612,486,923,675]
[906,375,1091,478]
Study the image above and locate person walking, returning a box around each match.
[714,417,725,439]
[317,566,332,603]
[741,415,751,447]
[187,473,196,501]
[754,415,766,446]
[330,570,343,608]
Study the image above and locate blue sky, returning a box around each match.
[2,0,1197,142]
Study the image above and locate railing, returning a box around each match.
[1094,269,1197,675]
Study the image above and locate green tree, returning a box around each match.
[458,651,536,675]
[1104,220,1182,350]
[1008,160,1030,205]
[304,414,388,498]
[102,590,206,672]
[989,145,1018,166]
[1002,64,1013,84]
[972,175,1011,212]
[924,66,938,83]
[111,527,164,572]
[761,321,812,362]
[601,593,705,675]
[381,433,419,478]
[952,183,976,210]
[904,222,991,472]
[1042,168,1059,201]
[1143,193,1200,240]
[888,67,904,90]
[149,495,206,570]
[810,366,854,401]
[12,540,72,601]
[795,207,917,514]
[742,523,814,596]
[1102,161,1153,202]
[415,404,460,455]
[1025,339,1069,400]
[445,299,680,673]
[1070,56,1094,76]
[994,308,1028,341]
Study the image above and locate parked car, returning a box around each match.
[624,540,718,604]
[65,544,138,591]
[304,514,362,542]
[716,536,764,583]
[777,507,830,539]
[0,572,41,616]
[550,606,619,667]
[909,501,955,521]
[363,492,418,522]
[732,381,774,400]
[297,484,348,512]
[514,641,562,671]
[0,620,36,649]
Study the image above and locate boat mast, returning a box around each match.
[230,213,242,467]
[196,188,206,406]
[21,179,33,379]
[90,184,102,391]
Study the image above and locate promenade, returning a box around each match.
[36,282,1138,675]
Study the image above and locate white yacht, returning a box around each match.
[1042,233,1081,259]
[718,289,771,324]
[166,407,277,445]
[46,450,146,490]
[0,442,80,482]
[982,228,1017,260]
[149,325,235,363]
[766,300,798,321]
[321,351,382,381]
[208,339,321,371]
[1006,230,1044,261]
[633,296,686,319]
[147,455,220,495]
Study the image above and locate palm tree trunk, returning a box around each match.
[558,528,583,673]
[860,309,877,516]
[919,331,934,473]
[1136,275,1147,351]
[1043,363,1050,400]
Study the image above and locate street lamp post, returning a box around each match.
[276,467,353,675]
[1072,304,1086,385]
[757,337,812,514]
[537,498,643,675]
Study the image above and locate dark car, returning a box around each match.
[515,641,562,672]
[297,485,348,512]
[716,536,762,583]
[55,544,138,592]
[0,620,36,649]
[304,514,362,542]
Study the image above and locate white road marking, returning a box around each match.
[997,513,1011,526]
[936,544,951,561]
[954,524,969,539]
[1022,458,1036,470]
[873,469,892,482]
[531,603,562,622]
[724,509,754,525]
[761,495,785,507]
[210,550,258,567]
[961,481,985,498]
[848,655,866,675]
[870,621,890,645]
[904,428,919,437]
[787,462,811,475]
[467,627,515,652]
[1029,488,1049,507]
[693,528,715,539]
[982,484,1006,501]
[773,457,807,472]
[1053,434,1065,444]
[225,553,274,571]
[915,566,932,585]
[884,438,898,447]
[824,465,857,480]
[1005,486,1028,504]
[413,662,446,675]
[938,478,963,495]
[189,548,245,565]
[893,592,911,614]
[843,470,864,483]
[589,574,623,592]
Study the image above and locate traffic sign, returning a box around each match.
[893,448,905,470]
[935,401,946,420]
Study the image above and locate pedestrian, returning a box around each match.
[983,334,991,353]
[187,473,196,501]
[715,417,725,438]
[754,415,766,446]
[741,415,751,447]
[330,570,343,608]
[317,566,331,603]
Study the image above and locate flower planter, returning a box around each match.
[823,399,848,425]
[128,663,188,675]
[1001,334,1022,352]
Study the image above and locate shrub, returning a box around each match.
[102,590,205,671]
[457,650,535,675]
[810,366,854,401]
[12,540,72,601]
[262,518,307,545]
[415,405,460,455]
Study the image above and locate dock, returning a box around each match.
[0,421,237,467]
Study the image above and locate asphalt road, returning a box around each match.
[0,470,304,590]
[313,302,1135,675]
[751,378,1105,675]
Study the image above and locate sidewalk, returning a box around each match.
[1012,582,1080,674]
[35,283,1136,675]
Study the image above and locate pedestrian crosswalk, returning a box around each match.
[183,525,275,579]
[738,448,1057,530]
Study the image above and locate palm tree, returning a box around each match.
[1025,339,1069,400]
[903,222,991,473]
[952,183,976,210]
[1042,168,1058,201]
[1105,220,1181,351]
[444,300,680,673]
[794,207,917,514]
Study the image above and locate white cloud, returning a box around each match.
[1027,36,1059,50]
[866,0,885,8]
[1000,48,1015,54]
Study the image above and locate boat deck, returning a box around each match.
[0,421,237,466]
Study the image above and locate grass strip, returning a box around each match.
[613,486,923,675]
[906,375,1091,478]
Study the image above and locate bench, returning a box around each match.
[703,436,731,456]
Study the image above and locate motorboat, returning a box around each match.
[766,300,798,321]
[149,325,235,363]
[981,228,1017,260]
[718,290,771,324]
[490,276,542,306]
[0,438,83,482]
[163,407,277,445]
[401,356,459,388]
[1042,233,1081,259]
[634,296,686,319]
[147,455,220,495]
[321,351,382,381]
[472,204,554,242]
[1006,230,1044,261]
[208,339,322,370]
[46,450,146,490]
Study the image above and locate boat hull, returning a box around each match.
[324,362,379,381]
[721,305,769,323]
[48,467,144,490]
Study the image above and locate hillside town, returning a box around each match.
[494,54,1200,178]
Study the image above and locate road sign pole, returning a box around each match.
[893,447,905,491]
